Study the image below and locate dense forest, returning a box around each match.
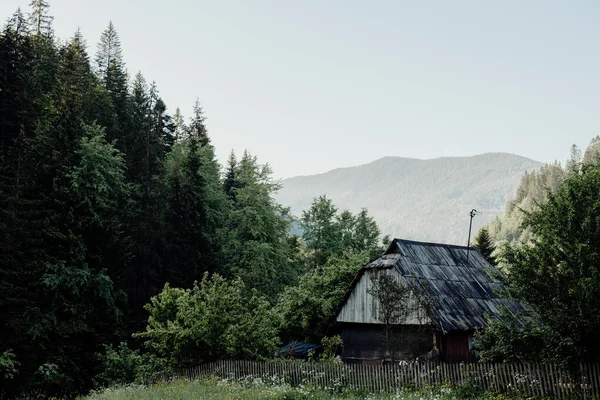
[487,137,600,248]
[0,3,382,397]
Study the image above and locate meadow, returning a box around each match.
[82,378,521,400]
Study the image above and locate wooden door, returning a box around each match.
[443,332,469,361]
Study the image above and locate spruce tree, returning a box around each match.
[566,144,582,174]
[28,0,53,37]
[223,150,239,200]
[188,99,210,146]
[583,136,600,166]
[223,151,293,299]
[0,11,38,395]
[95,22,129,147]
[474,227,496,266]
[173,107,186,142]
[163,135,209,286]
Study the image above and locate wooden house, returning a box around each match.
[335,239,531,363]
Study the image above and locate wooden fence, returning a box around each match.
[151,360,600,399]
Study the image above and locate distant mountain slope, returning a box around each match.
[276,153,542,245]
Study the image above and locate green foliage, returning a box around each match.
[0,349,19,381]
[276,251,369,341]
[82,377,522,400]
[473,227,496,265]
[95,342,167,387]
[135,274,280,367]
[319,335,343,362]
[222,151,297,300]
[496,164,600,362]
[488,139,600,252]
[301,196,381,266]
[487,163,565,249]
[474,312,570,364]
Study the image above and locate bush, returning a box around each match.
[134,274,280,368]
[95,342,167,387]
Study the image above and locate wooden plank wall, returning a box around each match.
[336,268,429,325]
[150,360,600,399]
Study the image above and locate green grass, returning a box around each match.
[82,378,523,400]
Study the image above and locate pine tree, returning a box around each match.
[172,107,186,142]
[0,10,38,395]
[188,99,209,146]
[566,144,582,174]
[162,135,217,287]
[124,73,168,323]
[95,21,123,86]
[583,136,600,166]
[223,151,293,300]
[28,0,53,37]
[4,32,126,395]
[474,227,496,266]
[153,97,175,153]
[95,22,128,147]
[223,150,239,200]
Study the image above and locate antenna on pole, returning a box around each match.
[466,209,478,263]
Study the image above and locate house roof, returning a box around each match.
[341,238,532,332]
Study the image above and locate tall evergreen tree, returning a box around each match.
[583,136,600,166]
[566,144,582,174]
[163,136,209,286]
[153,97,175,153]
[0,10,38,395]
[473,227,496,266]
[172,107,186,142]
[188,99,209,146]
[95,22,128,147]
[28,0,53,37]
[0,31,127,396]
[223,150,239,200]
[162,110,229,286]
[222,151,294,300]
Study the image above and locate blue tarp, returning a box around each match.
[275,341,321,358]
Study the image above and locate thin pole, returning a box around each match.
[467,209,477,263]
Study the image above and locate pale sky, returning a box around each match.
[2,1,599,178]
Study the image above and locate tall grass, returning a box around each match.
[82,378,526,400]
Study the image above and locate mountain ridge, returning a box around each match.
[281,152,542,180]
[275,152,543,245]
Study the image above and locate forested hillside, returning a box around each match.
[487,137,600,247]
[277,153,542,245]
[0,3,382,396]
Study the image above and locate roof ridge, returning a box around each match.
[393,238,477,251]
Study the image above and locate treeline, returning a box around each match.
[473,138,600,366]
[487,137,600,247]
[0,3,382,397]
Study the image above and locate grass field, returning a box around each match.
[82,378,521,400]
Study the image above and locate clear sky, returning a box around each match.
[2,1,599,178]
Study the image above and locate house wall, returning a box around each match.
[337,268,431,325]
[340,323,436,362]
